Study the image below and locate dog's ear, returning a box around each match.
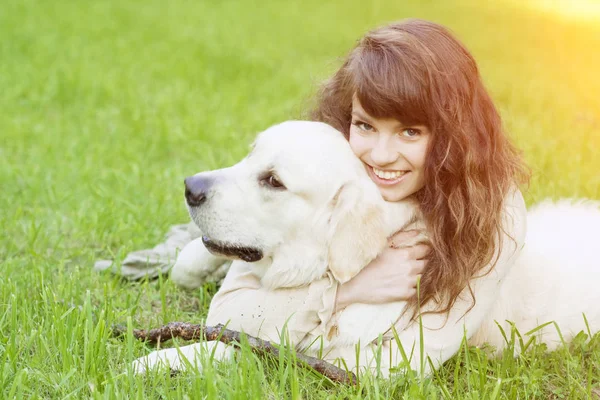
[327,182,388,284]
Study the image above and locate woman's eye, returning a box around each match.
[402,128,420,138]
[352,121,374,132]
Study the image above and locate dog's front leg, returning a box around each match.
[170,237,231,289]
[131,341,234,374]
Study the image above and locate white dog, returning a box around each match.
[134,121,600,376]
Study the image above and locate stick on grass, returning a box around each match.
[112,322,357,385]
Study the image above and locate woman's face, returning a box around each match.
[348,97,430,202]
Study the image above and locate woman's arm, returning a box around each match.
[335,234,429,309]
[206,226,430,345]
[207,232,428,345]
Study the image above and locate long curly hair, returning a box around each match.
[310,19,529,317]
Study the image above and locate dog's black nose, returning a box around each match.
[184,175,213,207]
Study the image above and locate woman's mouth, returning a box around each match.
[367,165,410,186]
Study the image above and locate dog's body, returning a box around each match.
[136,121,600,376]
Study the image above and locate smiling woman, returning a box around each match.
[311,18,530,319]
[349,96,430,202]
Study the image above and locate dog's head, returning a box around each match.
[185,121,418,288]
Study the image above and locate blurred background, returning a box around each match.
[2,0,599,254]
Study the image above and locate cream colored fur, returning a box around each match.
[134,121,600,377]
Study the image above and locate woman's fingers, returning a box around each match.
[411,244,431,260]
[389,230,420,247]
[413,274,422,289]
[412,259,427,273]
[393,244,430,261]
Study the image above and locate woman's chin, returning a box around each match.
[377,181,422,202]
[379,188,407,202]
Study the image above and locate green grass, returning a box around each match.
[1,0,599,398]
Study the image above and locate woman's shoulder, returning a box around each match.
[501,185,528,246]
[504,186,527,213]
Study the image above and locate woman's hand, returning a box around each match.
[335,230,429,310]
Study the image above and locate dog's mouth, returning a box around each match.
[201,236,263,262]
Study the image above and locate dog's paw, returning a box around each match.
[130,342,234,375]
[131,345,198,374]
[170,237,229,290]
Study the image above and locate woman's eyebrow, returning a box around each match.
[351,110,426,131]
[351,110,372,121]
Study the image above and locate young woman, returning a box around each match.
[311,18,529,318]
[206,19,529,372]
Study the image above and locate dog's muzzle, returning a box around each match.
[202,236,263,262]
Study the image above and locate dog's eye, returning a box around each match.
[265,175,285,189]
[259,173,286,190]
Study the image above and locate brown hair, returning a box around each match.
[311,19,529,317]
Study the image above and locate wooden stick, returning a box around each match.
[112,322,357,385]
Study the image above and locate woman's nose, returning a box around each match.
[370,137,398,166]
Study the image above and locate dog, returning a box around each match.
[134,121,600,376]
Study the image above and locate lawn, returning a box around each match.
[1,0,599,398]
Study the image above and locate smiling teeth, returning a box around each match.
[373,167,407,180]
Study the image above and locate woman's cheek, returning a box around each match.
[348,129,368,157]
